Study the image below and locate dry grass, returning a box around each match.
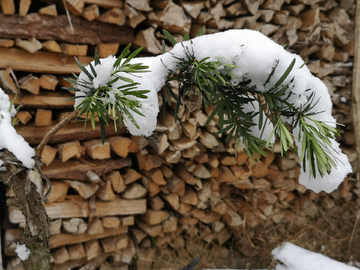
[148,196,360,269]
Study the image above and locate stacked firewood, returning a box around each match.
[0,0,357,269]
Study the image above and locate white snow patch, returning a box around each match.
[0,88,35,169]
[15,243,31,261]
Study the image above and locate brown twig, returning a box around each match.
[36,110,79,157]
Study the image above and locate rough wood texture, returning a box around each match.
[9,198,146,223]
[0,14,134,45]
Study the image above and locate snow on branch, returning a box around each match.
[72,29,351,193]
[0,88,35,169]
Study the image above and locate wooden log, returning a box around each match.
[15,37,42,53]
[105,171,126,193]
[124,4,146,28]
[136,152,163,171]
[122,183,147,199]
[161,193,179,210]
[42,40,63,53]
[133,27,162,55]
[141,176,160,197]
[57,140,82,162]
[121,216,134,226]
[35,109,52,126]
[98,8,126,26]
[122,168,142,185]
[142,168,166,186]
[166,175,185,196]
[148,196,164,211]
[52,246,70,264]
[65,180,98,199]
[61,43,88,56]
[19,74,40,95]
[174,167,196,185]
[50,219,62,235]
[97,180,116,201]
[136,220,163,237]
[0,38,14,47]
[83,139,111,160]
[115,234,129,249]
[15,110,32,125]
[140,210,169,225]
[81,4,99,21]
[107,136,132,158]
[299,8,320,31]
[0,68,17,94]
[102,217,120,229]
[85,240,100,260]
[87,217,104,235]
[39,4,58,16]
[223,209,243,227]
[9,91,74,108]
[164,150,181,163]
[96,43,119,58]
[1,0,15,15]
[39,74,59,90]
[47,181,70,203]
[180,187,198,206]
[130,227,147,244]
[68,243,86,260]
[9,197,146,223]
[63,218,88,234]
[128,136,149,152]
[101,237,116,253]
[187,164,211,179]
[19,0,31,16]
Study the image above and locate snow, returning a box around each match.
[15,243,31,261]
[0,88,35,169]
[75,29,351,193]
[272,242,359,270]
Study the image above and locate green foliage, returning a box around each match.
[64,47,150,144]
[161,30,340,178]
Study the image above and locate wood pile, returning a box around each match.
[0,0,358,269]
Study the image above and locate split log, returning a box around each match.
[105,171,126,193]
[19,0,31,16]
[148,196,164,211]
[42,40,63,53]
[136,220,163,237]
[64,180,99,199]
[39,4,58,16]
[96,44,120,58]
[85,240,100,260]
[97,180,116,201]
[0,68,17,94]
[64,0,84,16]
[68,244,86,260]
[124,4,146,28]
[83,139,111,160]
[10,197,146,223]
[0,38,14,47]
[121,216,135,226]
[122,183,148,199]
[52,247,70,264]
[81,4,99,21]
[107,136,132,158]
[102,217,121,229]
[15,37,42,53]
[16,110,32,125]
[140,210,169,225]
[57,140,82,162]
[9,91,74,108]
[101,237,116,253]
[98,8,126,26]
[134,27,162,55]
[19,74,40,95]
[87,218,104,235]
[35,109,53,126]
[122,168,142,185]
[39,74,59,90]
[115,234,129,249]
[61,44,88,56]
[141,176,161,197]
[47,181,70,203]
[63,218,88,234]
[50,219,62,235]
[142,168,166,186]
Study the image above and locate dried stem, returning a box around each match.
[36,110,79,156]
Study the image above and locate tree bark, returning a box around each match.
[0,13,134,45]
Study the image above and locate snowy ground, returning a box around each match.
[204,242,359,270]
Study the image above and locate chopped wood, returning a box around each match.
[180,187,198,206]
[164,150,181,163]
[85,240,100,260]
[64,0,85,16]
[61,43,88,56]
[0,38,14,47]
[217,165,237,183]
[1,0,15,14]
[47,181,70,203]
[87,217,104,235]
[136,220,163,237]
[275,156,298,170]
[121,216,135,226]
[126,0,151,11]
[223,209,243,227]
[0,68,17,94]
[35,109,52,126]
[81,4,99,21]
[65,180,98,199]
[68,244,86,260]
[131,227,147,244]
[52,247,70,264]
[188,164,211,179]
[141,176,160,197]
[10,197,145,223]
[50,219,62,235]
[246,160,269,178]
[174,167,196,185]
[128,136,149,152]
[161,193,179,210]
[199,131,219,149]
[137,152,164,171]
[122,168,142,185]
[162,216,177,233]
[15,37,42,53]
[16,110,32,125]
[19,0,31,16]
[19,74,40,94]
[172,134,197,151]
[148,196,165,211]
[230,165,252,180]
[124,4,146,28]
[181,120,197,139]
[101,237,116,253]
[140,210,169,225]
[157,133,170,154]
[63,218,88,234]
[39,4,58,16]
[299,8,320,31]
[115,234,129,249]
[180,1,204,19]
[122,183,148,199]
[57,140,82,162]
[97,180,116,201]
[98,8,126,26]
[96,43,119,58]
[107,136,132,158]
[134,27,162,55]
[142,168,166,185]
[39,74,59,90]
[166,175,185,196]
[9,91,74,108]
[102,217,121,229]
[83,139,111,160]
[42,40,63,53]
[105,171,126,193]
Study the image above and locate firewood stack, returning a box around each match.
[1,0,357,269]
